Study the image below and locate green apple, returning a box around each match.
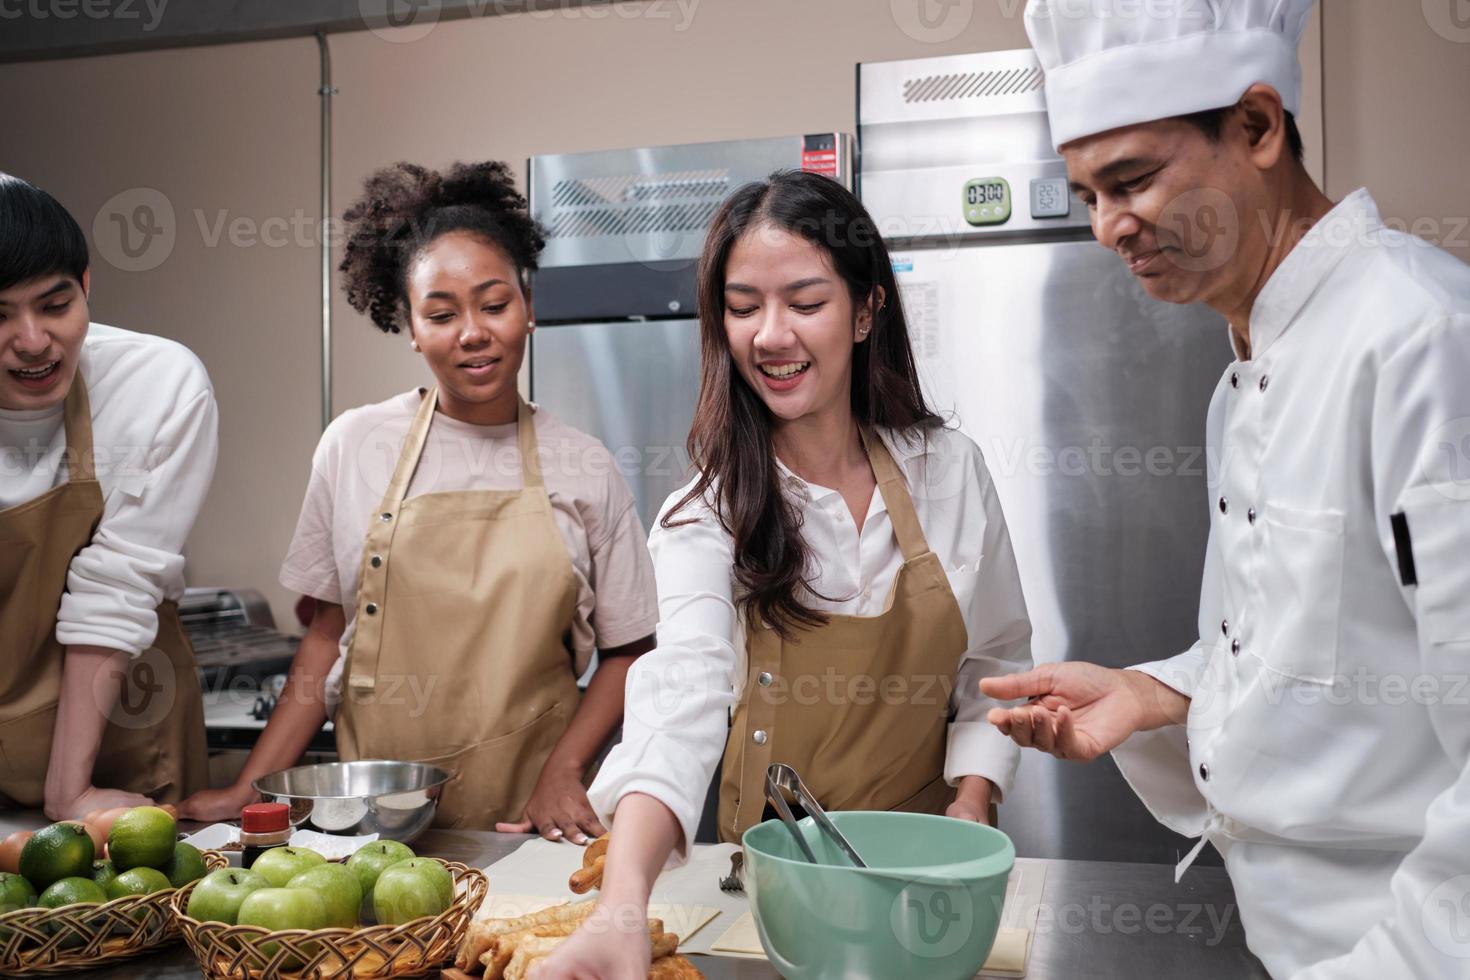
[90,859,118,893]
[287,863,361,929]
[0,872,37,939]
[394,858,453,909]
[249,847,326,889]
[185,867,271,925]
[372,863,448,925]
[346,841,414,922]
[159,842,208,888]
[237,887,325,968]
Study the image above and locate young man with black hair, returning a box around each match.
[986,2,1470,977]
[0,172,213,819]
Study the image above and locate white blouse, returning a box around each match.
[588,424,1033,856]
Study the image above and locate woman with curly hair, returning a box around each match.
[180,162,658,837]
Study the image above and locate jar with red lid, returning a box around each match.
[239,802,291,869]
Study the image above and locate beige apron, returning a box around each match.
[334,389,581,830]
[0,375,208,808]
[719,429,978,842]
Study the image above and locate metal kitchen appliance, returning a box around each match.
[180,586,299,689]
[528,134,854,529]
[860,49,1234,864]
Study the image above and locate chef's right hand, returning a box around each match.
[981,662,1190,762]
[178,782,260,823]
[527,901,651,980]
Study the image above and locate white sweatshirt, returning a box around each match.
[0,323,218,656]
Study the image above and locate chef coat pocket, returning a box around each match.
[1399,487,1470,645]
[1256,503,1345,685]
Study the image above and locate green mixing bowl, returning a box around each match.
[743,811,1014,980]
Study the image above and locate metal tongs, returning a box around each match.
[764,763,867,868]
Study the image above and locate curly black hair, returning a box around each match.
[339,161,546,333]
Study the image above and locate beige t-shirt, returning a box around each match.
[279,390,658,711]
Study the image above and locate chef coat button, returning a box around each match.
[380,512,393,523]
[757,672,773,687]
[1247,508,1257,526]
[1221,619,1230,637]
[1199,763,1210,782]
[1259,375,1270,393]
[753,730,769,745]
[370,555,383,568]
[1231,639,1241,656]
[1219,496,1229,515]
[365,602,379,615]
[1230,372,1239,389]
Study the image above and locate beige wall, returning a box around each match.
[0,0,1464,630]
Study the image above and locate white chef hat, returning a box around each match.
[1025,0,1314,150]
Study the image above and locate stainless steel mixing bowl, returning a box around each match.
[252,760,451,844]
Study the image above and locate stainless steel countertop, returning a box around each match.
[0,814,1267,978]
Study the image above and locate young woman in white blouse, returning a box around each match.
[180,162,658,838]
[535,170,1033,978]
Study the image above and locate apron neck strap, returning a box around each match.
[62,373,96,483]
[517,396,544,490]
[381,387,440,510]
[380,389,544,510]
[860,426,929,564]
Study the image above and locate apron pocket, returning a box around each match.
[1255,503,1345,685]
[0,703,59,808]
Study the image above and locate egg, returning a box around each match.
[0,831,32,875]
[86,807,131,842]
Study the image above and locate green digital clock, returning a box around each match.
[963,177,1012,226]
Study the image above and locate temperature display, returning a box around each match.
[963,178,1012,226]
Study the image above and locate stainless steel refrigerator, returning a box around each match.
[528,134,853,530]
[860,49,1234,864]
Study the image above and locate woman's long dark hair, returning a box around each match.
[664,170,941,638]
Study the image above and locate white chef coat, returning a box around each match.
[588,424,1034,860]
[1111,190,1470,979]
[0,323,218,655]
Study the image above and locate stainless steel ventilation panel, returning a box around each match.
[531,137,848,269]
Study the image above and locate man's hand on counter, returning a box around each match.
[981,662,1190,761]
[45,785,153,822]
[495,762,607,845]
[177,782,259,823]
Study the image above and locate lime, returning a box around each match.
[106,867,171,900]
[0,872,37,938]
[37,877,107,948]
[91,859,118,892]
[20,824,95,890]
[159,842,207,888]
[106,807,176,871]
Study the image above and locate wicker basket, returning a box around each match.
[0,849,229,977]
[171,859,488,979]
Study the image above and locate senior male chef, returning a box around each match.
[982,2,1470,977]
[0,172,212,819]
